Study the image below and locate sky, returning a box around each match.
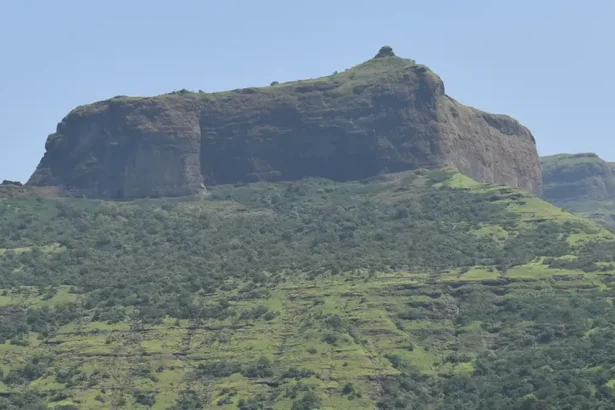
[1,0,614,182]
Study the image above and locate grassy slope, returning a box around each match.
[559,200,615,230]
[1,170,615,409]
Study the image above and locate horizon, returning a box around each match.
[1,0,614,182]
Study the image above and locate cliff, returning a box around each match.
[541,153,615,202]
[28,47,542,199]
[541,152,615,230]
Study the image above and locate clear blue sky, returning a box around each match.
[1,0,614,182]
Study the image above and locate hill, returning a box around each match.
[1,170,615,409]
[27,46,541,200]
[541,153,615,229]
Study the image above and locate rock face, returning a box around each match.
[541,153,615,230]
[28,47,542,199]
[541,153,615,202]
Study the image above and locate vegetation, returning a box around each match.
[1,170,615,408]
[559,199,615,231]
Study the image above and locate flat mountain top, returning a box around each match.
[541,152,608,170]
[27,47,542,199]
[541,152,615,229]
[1,170,614,409]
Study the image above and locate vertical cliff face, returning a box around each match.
[28,97,204,198]
[28,48,542,199]
[434,97,541,195]
[540,153,615,230]
[541,153,615,202]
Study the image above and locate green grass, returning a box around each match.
[433,171,482,189]
[460,267,501,281]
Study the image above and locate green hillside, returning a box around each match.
[1,170,615,409]
[556,200,615,232]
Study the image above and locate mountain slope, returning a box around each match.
[27,47,541,199]
[542,153,615,229]
[1,170,614,409]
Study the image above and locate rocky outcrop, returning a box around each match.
[541,153,615,202]
[28,47,542,199]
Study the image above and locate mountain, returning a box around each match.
[1,170,615,409]
[542,153,615,201]
[27,47,542,200]
[541,153,615,229]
